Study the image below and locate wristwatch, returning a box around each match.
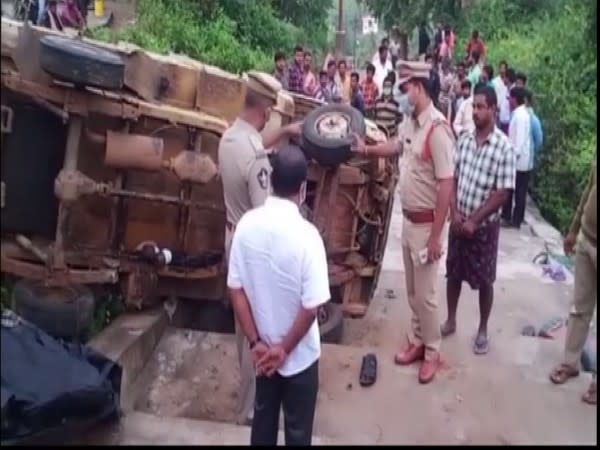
[249,338,261,350]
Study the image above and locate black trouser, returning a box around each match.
[502,170,531,227]
[251,360,319,446]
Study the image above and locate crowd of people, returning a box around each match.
[16,0,87,31]
[220,25,595,447]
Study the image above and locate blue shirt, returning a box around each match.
[351,90,365,115]
[528,107,543,167]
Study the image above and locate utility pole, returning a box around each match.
[335,0,345,60]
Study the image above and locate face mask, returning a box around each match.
[383,87,393,97]
[398,94,413,115]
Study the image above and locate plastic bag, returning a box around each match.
[1,310,122,445]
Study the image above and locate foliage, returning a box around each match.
[86,292,126,341]
[91,0,333,74]
[458,0,596,231]
[360,0,464,31]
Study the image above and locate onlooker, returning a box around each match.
[433,22,444,57]
[418,22,431,58]
[389,29,401,69]
[372,37,392,67]
[442,84,516,355]
[273,51,289,91]
[350,72,365,115]
[438,58,454,119]
[58,0,84,28]
[493,61,510,132]
[314,70,329,102]
[40,0,64,31]
[498,68,516,134]
[515,72,528,88]
[287,46,305,94]
[480,65,494,88]
[425,54,441,108]
[374,74,401,137]
[466,30,486,61]
[360,63,380,118]
[452,80,475,137]
[325,60,342,103]
[525,90,544,163]
[227,145,330,445]
[501,86,532,229]
[549,162,596,406]
[337,60,352,104]
[439,31,453,61]
[451,62,467,121]
[467,51,482,90]
[303,51,317,96]
[373,45,394,93]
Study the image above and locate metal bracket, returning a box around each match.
[1,105,13,133]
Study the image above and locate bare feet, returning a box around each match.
[440,320,456,338]
[582,380,597,405]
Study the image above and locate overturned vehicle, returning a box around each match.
[0,19,398,342]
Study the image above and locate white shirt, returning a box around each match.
[509,104,532,172]
[453,97,475,136]
[227,196,331,377]
[493,76,510,124]
[371,56,393,93]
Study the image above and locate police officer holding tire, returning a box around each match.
[351,61,455,384]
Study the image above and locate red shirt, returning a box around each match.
[466,38,486,58]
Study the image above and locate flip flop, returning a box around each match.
[359,353,377,387]
[473,335,489,355]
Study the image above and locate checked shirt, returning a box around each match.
[455,126,516,224]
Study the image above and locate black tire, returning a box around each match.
[39,35,125,90]
[13,279,95,339]
[301,104,366,167]
[318,302,344,344]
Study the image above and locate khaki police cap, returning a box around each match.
[396,60,432,86]
[246,71,282,104]
[273,91,295,118]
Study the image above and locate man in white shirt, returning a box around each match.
[227,145,331,446]
[493,61,510,133]
[502,86,532,229]
[453,80,475,137]
[372,45,394,93]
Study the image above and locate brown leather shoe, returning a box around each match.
[418,353,441,384]
[394,344,425,365]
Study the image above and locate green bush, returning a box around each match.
[460,0,597,232]
[91,0,331,74]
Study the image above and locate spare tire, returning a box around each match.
[301,104,366,167]
[39,36,125,90]
[13,280,95,339]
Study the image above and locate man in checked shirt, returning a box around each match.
[440,84,516,355]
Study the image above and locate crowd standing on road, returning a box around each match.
[224,24,594,446]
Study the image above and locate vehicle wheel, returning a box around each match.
[39,35,125,90]
[318,302,344,344]
[301,104,366,167]
[13,279,95,339]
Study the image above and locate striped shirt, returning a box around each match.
[374,98,401,137]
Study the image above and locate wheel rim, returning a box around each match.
[314,112,351,140]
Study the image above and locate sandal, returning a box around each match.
[359,353,377,387]
[582,380,597,405]
[549,363,579,385]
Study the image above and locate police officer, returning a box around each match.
[219,71,301,424]
[351,61,455,384]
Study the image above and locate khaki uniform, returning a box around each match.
[398,102,455,360]
[219,72,281,425]
[564,164,597,372]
